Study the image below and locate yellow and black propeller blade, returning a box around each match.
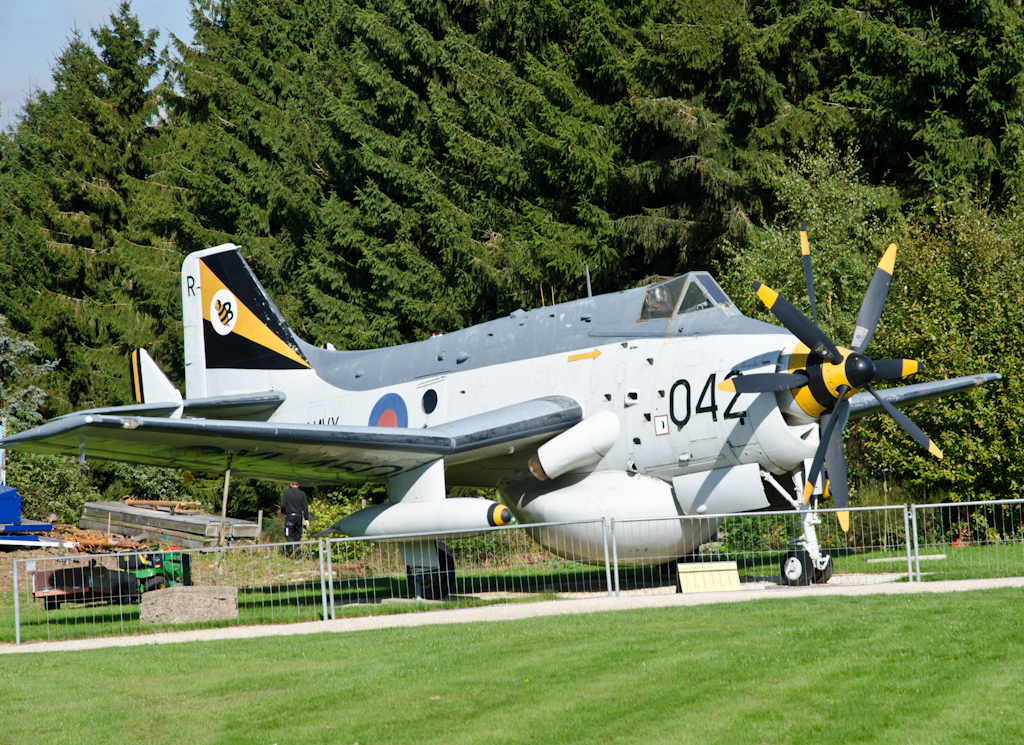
[872,358,920,381]
[752,282,843,365]
[803,386,851,504]
[865,383,943,459]
[800,222,818,326]
[850,244,897,353]
[758,232,940,531]
[823,406,851,531]
[718,371,809,394]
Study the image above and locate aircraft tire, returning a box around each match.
[813,553,833,585]
[780,550,813,586]
[406,542,456,600]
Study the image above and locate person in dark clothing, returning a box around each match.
[280,483,309,557]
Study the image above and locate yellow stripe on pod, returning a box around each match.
[488,503,512,526]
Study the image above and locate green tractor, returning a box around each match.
[117,550,193,593]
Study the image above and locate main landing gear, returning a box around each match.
[403,541,456,600]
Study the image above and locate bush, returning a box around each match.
[7,452,100,524]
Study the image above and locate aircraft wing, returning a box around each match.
[0,396,582,484]
[848,373,1001,420]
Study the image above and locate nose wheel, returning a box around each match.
[780,549,832,586]
[781,550,812,586]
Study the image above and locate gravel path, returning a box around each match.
[4,576,1022,655]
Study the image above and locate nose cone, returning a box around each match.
[845,353,875,388]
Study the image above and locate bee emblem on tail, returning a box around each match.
[216,298,234,325]
[209,288,239,336]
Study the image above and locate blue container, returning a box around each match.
[0,485,20,524]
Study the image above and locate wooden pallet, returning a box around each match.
[81,502,260,548]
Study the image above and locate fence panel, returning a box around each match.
[911,500,1024,582]
[17,502,1024,644]
[324,520,612,618]
[611,505,913,593]
[12,540,324,645]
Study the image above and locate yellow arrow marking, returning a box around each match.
[568,349,601,362]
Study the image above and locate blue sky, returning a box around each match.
[0,1,195,128]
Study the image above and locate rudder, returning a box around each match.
[181,244,310,398]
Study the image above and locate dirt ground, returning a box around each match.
[0,547,68,595]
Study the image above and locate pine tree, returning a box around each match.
[0,3,185,412]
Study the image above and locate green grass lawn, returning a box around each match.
[2,588,1023,744]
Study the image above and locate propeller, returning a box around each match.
[727,227,942,529]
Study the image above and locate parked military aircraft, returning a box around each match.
[1,229,999,594]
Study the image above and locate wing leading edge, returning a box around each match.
[1,396,583,484]
[848,373,1001,420]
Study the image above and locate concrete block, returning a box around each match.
[677,561,742,593]
[140,585,238,625]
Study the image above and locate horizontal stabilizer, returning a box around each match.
[848,373,1001,420]
[2,396,582,485]
[130,349,183,407]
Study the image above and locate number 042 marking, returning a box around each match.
[669,372,747,428]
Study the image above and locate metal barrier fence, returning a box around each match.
[321,519,611,618]
[11,540,329,645]
[910,499,1024,582]
[9,501,1024,645]
[610,505,914,594]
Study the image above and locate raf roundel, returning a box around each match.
[368,393,408,428]
[210,289,239,336]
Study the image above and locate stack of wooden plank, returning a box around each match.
[80,502,261,548]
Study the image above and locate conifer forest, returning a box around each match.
[1,0,1022,519]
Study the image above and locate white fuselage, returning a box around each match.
[203,327,818,563]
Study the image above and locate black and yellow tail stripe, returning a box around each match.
[129,350,144,403]
[199,260,310,370]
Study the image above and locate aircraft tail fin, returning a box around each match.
[181,244,311,399]
[129,349,183,406]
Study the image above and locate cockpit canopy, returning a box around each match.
[637,272,736,322]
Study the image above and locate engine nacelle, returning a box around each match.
[500,470,715,566]
[328,498,511,542]
[528,409,620,480]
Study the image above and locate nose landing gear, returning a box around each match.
[780,505,833,586]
